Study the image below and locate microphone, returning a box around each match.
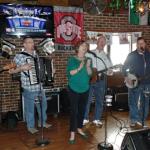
[138,47,145,54]
[87,50,97,57]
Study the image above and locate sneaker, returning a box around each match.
[28,128,39,134]
[93,120,103,127]
[83,119,89,125]
[44,123,52,128]
[38,122,52,128]
[143,125,149,128]
[134,122,143,129]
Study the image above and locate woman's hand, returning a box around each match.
[86,59,92,75]
[86,59,91,68]
[78,60,84,71]
[70,60,84,75]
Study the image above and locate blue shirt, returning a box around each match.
[122,50,150,85]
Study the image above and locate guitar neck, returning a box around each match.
[97,65,119,74]
[0,68,5,73]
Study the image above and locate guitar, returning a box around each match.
[125,73,150,89]
[90,64,122,83]
[0,63,16,73]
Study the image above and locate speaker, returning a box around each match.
[5,111,18,129]
[121,129,150,150]
[46,93,60,114]
[114,92,128,111]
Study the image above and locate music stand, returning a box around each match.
[35,53,49,147]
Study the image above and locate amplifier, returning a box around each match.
[46,92,60,115]
[114,92,128,111]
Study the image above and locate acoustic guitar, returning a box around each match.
[90,64,122,83]
[0,63,16,73]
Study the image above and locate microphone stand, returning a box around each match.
[92,54,113,150]
[35,52,49,146]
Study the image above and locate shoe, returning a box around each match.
[77,132,88,139]
[83,119,89,125]
[68,139,75,144]
[38,122,52,128]
[143,125,149,128]
[93,120,103,127]
[28,128,39,134]
[134,122,143,129]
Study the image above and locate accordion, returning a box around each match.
[26,57,39,85]
[21,51,53,85]
[26,57,54,85]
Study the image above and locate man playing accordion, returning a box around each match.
[9,37,51,134]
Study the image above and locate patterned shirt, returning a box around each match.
[14,51,41,92]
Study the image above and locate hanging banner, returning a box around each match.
[119,33,129,44]
[132,32,142,43]
[86,31,112,45]
[54,6,83,50]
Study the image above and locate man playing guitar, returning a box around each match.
[122,37,150,129]
[83,35,113,127]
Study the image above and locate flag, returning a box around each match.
[129,0,149,25]
[54,6,83,50]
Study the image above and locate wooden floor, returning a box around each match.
[0,111,150,150]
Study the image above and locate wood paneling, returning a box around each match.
[38,0,68,6]
[0,111,142,150]
[0,0,84,6]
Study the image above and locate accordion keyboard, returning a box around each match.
[26,58,39,85]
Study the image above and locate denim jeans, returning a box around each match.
[84,80,105,121]
[128,84,150,125]
[22,89,47,129]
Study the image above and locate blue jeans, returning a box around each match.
[22,89,47,129]
[128,84,150,125]
[84,80,105,120]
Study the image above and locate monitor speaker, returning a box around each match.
[121,128,150,150]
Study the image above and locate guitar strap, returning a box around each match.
[20,51,36,59]
[95,53,106,81]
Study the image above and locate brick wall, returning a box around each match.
[0,12,150,112]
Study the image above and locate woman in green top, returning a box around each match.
[66,41,92,144]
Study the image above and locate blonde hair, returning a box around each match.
[97,34,106,41]
[75,41,88,53]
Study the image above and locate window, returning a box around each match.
[110,33,136,65]
[89,33,137,65]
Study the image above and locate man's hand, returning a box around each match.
[21,64,32,71]
[107,69,113,76]
[9,64,32,74]
[125,77,133,86]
